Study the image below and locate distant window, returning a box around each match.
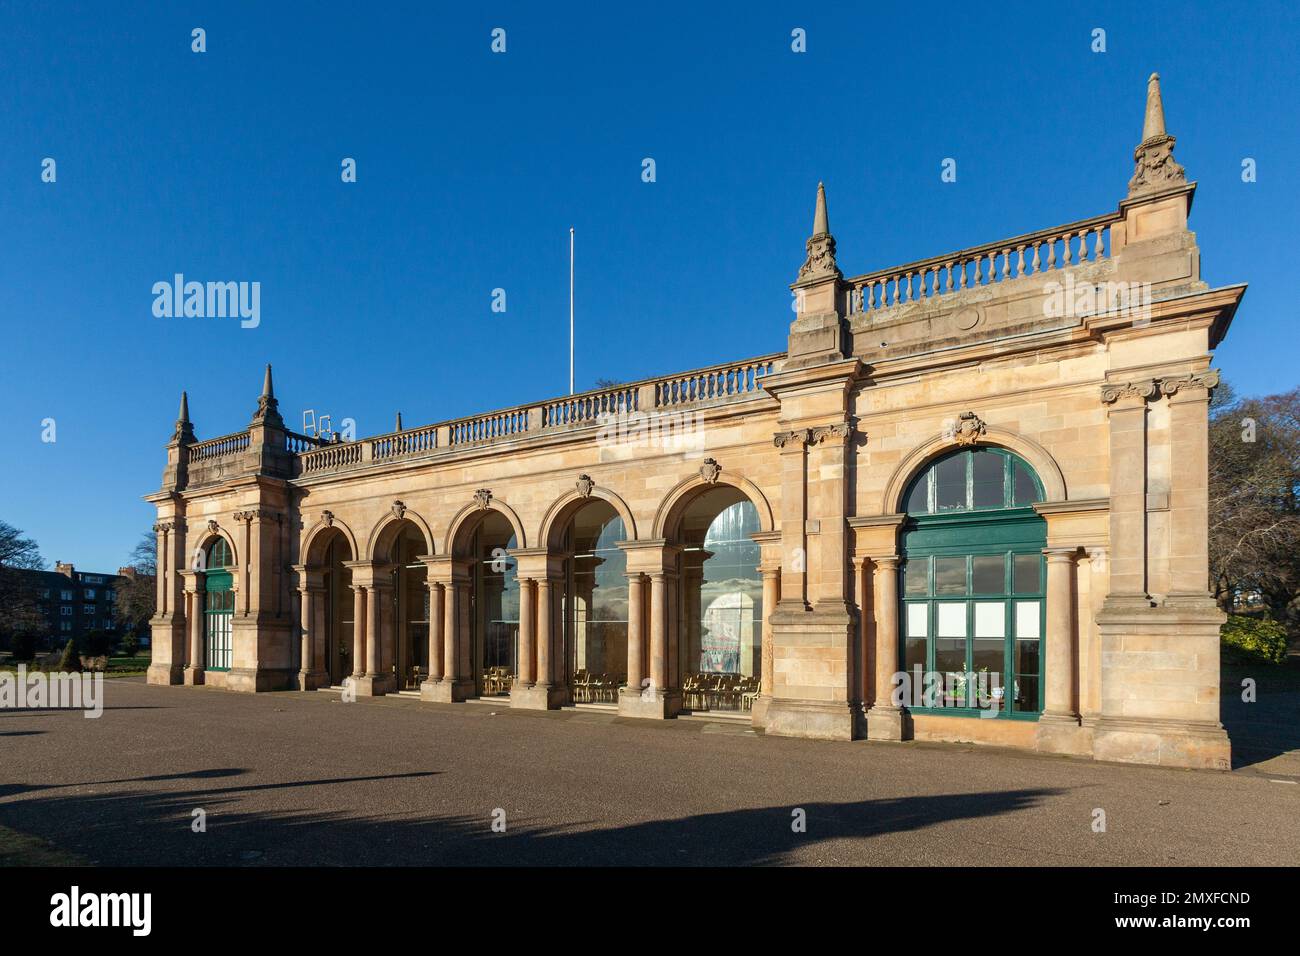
[106,589,116,600]
[60,621,72,632]
[84,588,96,599]
[84,575,103,584]
[39,588,50,599]
[60,590,73,601]
[83,604,95,615]
[60,606,72,616]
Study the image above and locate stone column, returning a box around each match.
[1101,381,1156,607]
[1042,548,1080,721]
[772,430,810,609]
[517,578,536,687]
[350,585,365,679]
[536,578,554,689]
[648,572,667,690]
[852,556,870,708]
[1164,371,1219,607]
[810,423,852,611]
[365,583,382,678]
[183,574,205,686]
[760,567,780,695]
[626,573,645,693]
[426,582,444,682]
[866,555,904,740]
[443,581,458,683]
[297,586,313,689]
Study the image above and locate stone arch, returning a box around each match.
[652,469,775,540]
[366,507,436,562]
[190,525,239,573]
[880,425,1068,515]
[302,514,360,566]
[538,484,639,549]
[444,497,528,556]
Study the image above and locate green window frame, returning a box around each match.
[203,538,234,671]
[899,448,1047,720]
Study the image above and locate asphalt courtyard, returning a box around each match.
[2,675,1298,866]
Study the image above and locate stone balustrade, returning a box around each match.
[845,212,1121,316]
[189,431,250,461]
[654,355,780,407]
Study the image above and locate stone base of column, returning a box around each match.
[351,673,398,697]
[297,669,330,691]
[224,667,298,693]
[765,698,857,741]
[1092,716,1230,771]
[511,683,564,710]
[1035,712,1092,757]
[148,663,185,686]
[749,694,772,728]
[419,678,474,703]
[181,665,205,687]
[617,685,681,719]
[865,703,911,742]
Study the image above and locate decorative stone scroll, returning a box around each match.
[809,422,852,445]
[951,412,986,447]
[1100,379,1160,405]
[773,429,811,449]
[1160,370,1220,397]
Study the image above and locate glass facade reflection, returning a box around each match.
[565,502,628,703]
[473,512,518,696]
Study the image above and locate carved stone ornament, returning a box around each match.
[575,475,595,498]
[810,423,852,445]
[1128,134,1185,196]
[700,458,722,484]
[207,519,220,534]
[153,521,174,534]
[322,510,335,527]
[1100,379,1160,404]
[773,429,810,449]
[797,233,840,282]
[391,500,407,520]
[1160,369,1220,397]
[951,412,986,447]
[473,489,493,511]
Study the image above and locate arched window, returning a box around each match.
[564,502,628,702]
[900,448,1046,717]
[203,538,234,671]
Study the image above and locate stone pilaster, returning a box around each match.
[292,565,328,690]
[418,556,473,702]
[147,511,188,686]
[181,570,205,686]
[617,540,681,719]
[866,554,907,741]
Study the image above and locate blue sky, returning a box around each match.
[1,0,1296,572]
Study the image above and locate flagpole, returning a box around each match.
[569,227,575,395]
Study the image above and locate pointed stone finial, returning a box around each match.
[173,390,195,443]
[1128,72,1185,197]
[1141,72,1167,141]
[797,181,840,282]
[252,363,282,425]
[395,411,403,432]
[812,181,829,236]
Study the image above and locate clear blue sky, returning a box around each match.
[2,1,1296,572]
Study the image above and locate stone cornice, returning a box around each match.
[1101,369,1219,405]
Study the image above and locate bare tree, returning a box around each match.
[0,520,47,652]
[114,531,157,637]
[1208,383,1300,627]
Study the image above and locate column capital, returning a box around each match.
[773,428,811,450]
[867,553,900,569]
[1043,547,1081,562]
[1160,368,1220,401]
[1100,378,1159,406]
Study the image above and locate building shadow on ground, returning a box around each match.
[0,767,1059,866]
[1221,658,1300,771]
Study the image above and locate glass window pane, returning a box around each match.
[972,555,1004,594]
[905,476,929,515]
[1013,553,1041,593]
[934,557,966,595]
[934,455,967,511]
[972,637,1004,679]
[935,638,965,676]
[904,637,927,678]
[906,603,928,637]
[971,450,1004,509]
[937,602,967,637]
[974,601,1005,637]
[1013,461,1041,506]
[904,559,929,595]
[1015,600,1041,638]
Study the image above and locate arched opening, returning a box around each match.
[379,521,429,690]
[560,500,628,704]
[202,537,234,672]
[463,511,519,697]
[320,532,354,685]
[899,447,1046,716]
[675,486,763,713]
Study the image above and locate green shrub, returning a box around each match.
[1221,614,1290,665]
[55,639,82,673]
[82,629,112,658]
[121,633,140,658]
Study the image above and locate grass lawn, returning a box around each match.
[0,824,87,867]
